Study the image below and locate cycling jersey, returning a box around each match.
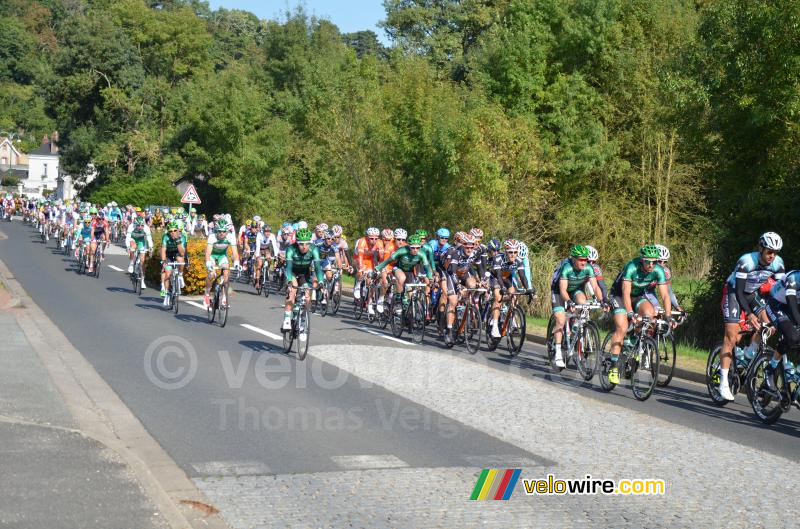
[726,252,785,293]
[126,223,153,250]
[644,263,681,311]
[492,254,528,288]
[444,246,486,278]
[285,244,323,284]
[551,257,595,294]
[256,232,279,256]
[354,237,383,270]
[425,239,450,272]
[207,231,236,267]
[91,219,108,241]
[162,231,186,254]
[611,258,668,297]
[243,229,259,250]
[375,246,433,278]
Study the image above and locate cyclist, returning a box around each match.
[87,210,109,274]
[281,228,323,339]
[160,221,187,301]
[607,245,675,385]
[643,244,683,315]
[489,239,533,339]
[125,216,153,288]
[255,224,279,287]
[316,229,344,305]
[74,217,93,261]
[353,227,384,315]
[331,225,352,274]
[763,270,800,393]
[441,233,487,344]
[204,219,240,308]
[717,232,785,401]
[583,245,609,301]
[549,245,605,367]
[242,222,259,275]
[374,234,433,314]
[313,223,329,246]
[426,228,451,324]
[376,229,398,313]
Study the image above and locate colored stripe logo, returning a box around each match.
[470,468,521,500]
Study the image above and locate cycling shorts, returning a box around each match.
[610,294,647,316]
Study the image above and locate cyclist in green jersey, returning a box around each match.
[160,221,186,299]
[282,228,324,334]
[204,220,240,308]
[550,245,606,368]
[374,234,433,314]
[607,245,675,384]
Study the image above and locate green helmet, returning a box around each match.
[167,221,179,230]
[90,207,98,214]
[415,229,428,238]
[570,244,590,258]
[134,216,144,226]
[296,228,313,242]
[215,219,228,231]
[639,244,660,259]
[408,234,422,246]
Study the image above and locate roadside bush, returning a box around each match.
[145,236,214,295]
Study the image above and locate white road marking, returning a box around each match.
[192,461,272,476]
[108,265,124,272]
[331,455,409,470]
[240,323,282,341]
[186,301,206,310]
[359,326,414,346]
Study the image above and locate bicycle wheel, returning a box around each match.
[506,306,526,356]
[631,336,660,401]
[319,287,328,317]
[705,343,731,405]
[255,270,263,295]
[379,297,391,329]
[390,299,404,338]
[172,283,180,315]
[77,249,85,274]
[411,295,426,345]
[94,251,102,278]
[598,332,617,391]
[746,351,785,424]
[263,267,271,298]
[296,307,310,361]
[485,309,500,352]
[283,321,294,353]
[463,304,481,354]
[545,314,557,365]
[135,269,142,295]
[656,332,677,387]
[219,283,229,327]
[577,322,601,381]
[353,283,365,320]
[207,286,217,323]
[330,284,341,315]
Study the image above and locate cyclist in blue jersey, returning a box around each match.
[717,232,785,401]
[763,270,800,393]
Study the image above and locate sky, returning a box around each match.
[207,0,391,44]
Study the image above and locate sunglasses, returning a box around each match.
[368,237,378,241]
[169,229,179,233]
[396,238,406,242]
[642,259,657,265]
[298,242,311,247]
[576,258,588,263]
[439,236,449,240]
[410,245,421,249]
[506,251,518,255]
[764,249,779,256]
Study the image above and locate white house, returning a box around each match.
[25,134,60,193]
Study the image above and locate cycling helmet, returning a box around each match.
[245,218,253,227]
[83,217,92,225]
[436,227,450,239]
[224,214,232,222]
[282,226,293,235]
[366,227,380,237]
[297,220,308,230]
[586,245,599,262]
[134,217,144,225]
[263,224,272,232]
[281,221,291,229]
[759,232,783,251]
[253,215,261,222]
[111,201,117,207]
[462,234,477,245]
[296,228,313,242]
[167,221,179,230]
[381,228,394,240]
[215,220,228,232]
[291,222,299,231]
[518,241,529,259]
[90,207,98,214]
[408,234,422,247]
[655,244,670,261]
[454,231,467,244]
[316,223,329,232]
[570,245,590,258]
[504,239,520,251]
[639,244,660,259]
[415,229,428,239]
[324,229,334,239]
[394,228,407,240]
[488,238,501,252]
[190,207,196,213]
[331,225,343,236]
[469,227,484,239]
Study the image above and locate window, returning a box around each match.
[43,163,48,179]
[1,157,7,166]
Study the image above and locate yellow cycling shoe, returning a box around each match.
[608,367,620,385]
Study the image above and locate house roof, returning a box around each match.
[28,142,58,156]
[0,167,28,178]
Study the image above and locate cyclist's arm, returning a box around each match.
[285,247,296,281]
[734,274,752,315]
[622,280,634,313]
[312,247,324,283]
[559,277,570,301]
[588,277,604,302]
[658,282,672,316]
[160,235,168,262]
[420,253,433,280]
[517,261,532,292]
[667,283,681,311]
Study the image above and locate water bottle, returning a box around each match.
[734,346,746,362]
[783,356,796,382]
[456,305,465,321]
[500,305,509,318]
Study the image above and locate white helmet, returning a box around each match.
[394,228,407,240]
[111,201,117,207]
[518,241,529,260]
[655,244,670,261]
[316,223,329,232]
[297,220,308,229]
[759,232,783,251]
[224,214,232,222]
[586,245,599,262]
[331,225,343,236]
[366,227,380,237]
[253,215,261,222]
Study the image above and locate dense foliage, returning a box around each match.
[2,0,798,343]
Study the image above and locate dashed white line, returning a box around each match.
[359,326,414,346]
[240,323,282,341]
[108,265,124,272]
[186,300,206,310]
[331,455,409,470]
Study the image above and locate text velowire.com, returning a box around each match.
[524,474,665,496]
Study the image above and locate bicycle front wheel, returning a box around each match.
[296,307,310,361]
[463,304,481,354]
[656,332,676,387]
[506,306,526,356]
[746,351,784,424]
[598,332,617,391]
[411,296,426,345]
[207,288,217,323]
[631,336,659,401]
[172,284,180,314]
[576,322,601,381]
[353,284,365,320]
[330,285,341,315]
[219,283,229,327]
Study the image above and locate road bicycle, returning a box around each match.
[207,266,231,327]
[163,261,185,314]
[485,290,528,356]
[706,322,775,405]
[599,315,663,401]
[654,310,686,387]
[390,282,428,344]
[445,287,485,354]
[324,266,342,316]
[746,340,800,425]
[254,255,274,297]
[130,249,149,295]
[89,240,106,278]
[283,284,311,360]
[545,302,603,380]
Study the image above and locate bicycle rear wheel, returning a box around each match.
[746,351,784,424]
[631,336,659,401]
[207,287,217,323]
[390,300,404,338]
[319,288,328,317]
[353,283,365,320]
[410,296,426,345]
[545,314,557,366]
[656,332,677,387]
[135,269,142,295]
[598,332,617,391]
[506,306,526,356]
[296,307,310,361]
[705,343,729,405]
[219,283,229,327]
[577,322,601,381]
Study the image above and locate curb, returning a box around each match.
[0,258,232,529]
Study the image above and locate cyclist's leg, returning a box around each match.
[393,269,407,312]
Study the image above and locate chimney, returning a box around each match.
[51,131,59,153]
[42,134,49,146]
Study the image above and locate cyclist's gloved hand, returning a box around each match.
[627,311,636,322]
[566,300,575,312]
[205,260,214,272]
[527,291,534,304]
[233,260,241,270]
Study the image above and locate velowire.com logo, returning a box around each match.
[469,469,522,500]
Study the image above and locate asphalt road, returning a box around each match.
[2,219,798,476]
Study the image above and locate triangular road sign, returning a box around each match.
[180,184,201,204]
